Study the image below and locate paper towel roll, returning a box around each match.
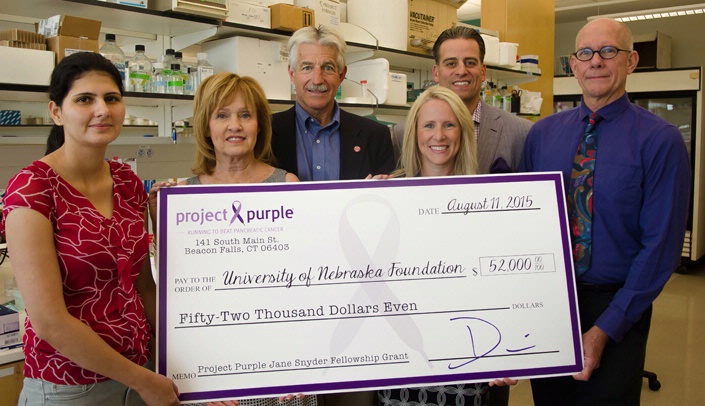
[347,0,408,51]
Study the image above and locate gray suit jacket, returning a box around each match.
[392,101,532,174]
[476,102,533,174]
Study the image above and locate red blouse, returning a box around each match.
[1,160,151,385]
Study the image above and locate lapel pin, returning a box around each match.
[354,146,361,152]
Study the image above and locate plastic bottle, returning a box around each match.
[360,80,368,99]
[188,68,197,95]
[151,62,167,94]
[194,52,214,92]
[99,33,126,89]
[501,85,512,112]
[167,64,184,95]
[484,82,494,105]
[174,51,191,94]
[160,49,176,70]
[492,83,502,108]
[128,44,152,92]
[160,49,176,88]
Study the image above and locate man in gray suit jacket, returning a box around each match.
[394,26,531,176]
[271,25,394,181]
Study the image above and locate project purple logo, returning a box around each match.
[175,200,294,227]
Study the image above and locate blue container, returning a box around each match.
[0,110,20,125]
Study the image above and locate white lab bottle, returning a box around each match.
[195,52,214,92]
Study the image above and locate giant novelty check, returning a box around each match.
[156,172,583,403]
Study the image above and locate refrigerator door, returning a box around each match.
[632,93,695,161]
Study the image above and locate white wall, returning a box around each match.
[555,14,705,69]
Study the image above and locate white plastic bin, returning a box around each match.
[499,42,518,67]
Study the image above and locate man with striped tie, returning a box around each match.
[520,18,690,406]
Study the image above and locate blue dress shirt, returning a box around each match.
[294,103,341,181]
[520,93,691,341]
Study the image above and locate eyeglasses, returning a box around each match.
[572,46,631,61]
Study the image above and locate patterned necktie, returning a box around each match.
[568,112,601,277]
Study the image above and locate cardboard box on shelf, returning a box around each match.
[294,0,339,28]
[0,46,54,85]
[407,0,467,55]
[0,29,46,45]
[40,15,101,64]
[0,331,20,351]
[269,3,314,32]
[0,360,24,406]
[0,40,47,50]
[227,1,272,28]
[0,305,20,346]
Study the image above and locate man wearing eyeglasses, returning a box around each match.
[521,18,690,405]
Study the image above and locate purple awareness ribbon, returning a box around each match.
[229,200,245,225]
[331,194,428,364]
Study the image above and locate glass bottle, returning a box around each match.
[160,49,176,87]
[484,81,494,105]
[128,44,152,92]
[99,33,126,90]
[492,83,502,108]
[167,63,184,95]
[151,62,167,94]
[501,85,512,112]
[174,51,191,93]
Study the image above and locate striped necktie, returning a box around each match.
[568,112,601,277]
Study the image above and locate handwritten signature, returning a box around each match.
[448,316,536,370]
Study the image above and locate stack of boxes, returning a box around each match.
[0,28,53,88]
[225,0,329,33]
[224,0,339,32]
[0,29,46,50]
[0,15,102,124]
[0,29,49,123]
[38,15,102,64]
